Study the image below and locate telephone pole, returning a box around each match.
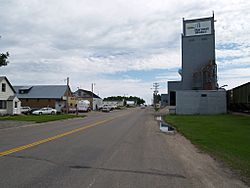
[152,83,160,108]
[66,77,69,114]
[91,83,95,110]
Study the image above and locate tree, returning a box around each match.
[155,94,161,103]
[0,52,9,67]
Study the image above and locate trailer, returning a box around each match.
[227,82,250,112]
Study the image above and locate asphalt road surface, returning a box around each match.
[0,108,247,188]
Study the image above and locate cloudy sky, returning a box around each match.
[0,0,250,103]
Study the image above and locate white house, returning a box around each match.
[0,76,21,115]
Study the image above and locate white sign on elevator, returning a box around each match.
[185,20,212,36]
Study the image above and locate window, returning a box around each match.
[15,102,18,108]
[201,94,207,97]
[0,100,7,109]
[2,83,6,92]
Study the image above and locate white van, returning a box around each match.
[77,100,90,112]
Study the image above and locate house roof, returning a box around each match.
[7,95,17,101]
[7,95,18,101]
[0,76,16,94]
[13,85,71,99]
[73,89,101,99]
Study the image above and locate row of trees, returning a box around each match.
[103,96,145,105]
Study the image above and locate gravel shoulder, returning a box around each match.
[154,107,248,187]
[162,133,248,187]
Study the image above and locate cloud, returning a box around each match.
[218,67,250,89]
[87,78,155,104]
[0,0,250,102]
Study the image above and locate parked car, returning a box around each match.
[30,108,39,113]
[98,105,103,110]
[32,107,57,115]
[61,107,77,113]
[102,106,110,112]
[140,105,145,109]
[20,106,32,114]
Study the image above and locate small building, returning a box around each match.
[73,89,102,110]
[0,76,21,115]
[103,100,124,107]
[126,100,136,107]
[14,85,72,112]
[161,94,168,107]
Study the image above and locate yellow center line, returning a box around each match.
[0,116,119,157]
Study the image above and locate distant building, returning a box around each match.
[126,100,136,107]
[14,85,71,112]
[161,94,168,107]
[103,100,124,107]
[167,14,226,114]
[0,76,21,115]
[73,89,102,110]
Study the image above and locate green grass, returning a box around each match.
[164,114,250,180]
[0,114,85,123]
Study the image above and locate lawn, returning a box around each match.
[0,114,85,123]
[164,114,250,180]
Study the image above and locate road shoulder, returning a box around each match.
[161,132,248,187]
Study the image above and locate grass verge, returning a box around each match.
[164,114,250,181]
[0,114,85,123]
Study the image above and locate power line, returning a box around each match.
[152,83,160,95]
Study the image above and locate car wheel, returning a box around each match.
[51,111,55,115]
[39,112,42,115]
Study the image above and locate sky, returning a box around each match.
[0,0,250,104]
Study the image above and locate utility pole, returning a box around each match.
[152,83,160,108]
[91,83,95,110]
[66,77,69,114]
[123,93,128,106]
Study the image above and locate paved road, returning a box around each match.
[0,108,247,188]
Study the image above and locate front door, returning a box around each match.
[170,91,176,106]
